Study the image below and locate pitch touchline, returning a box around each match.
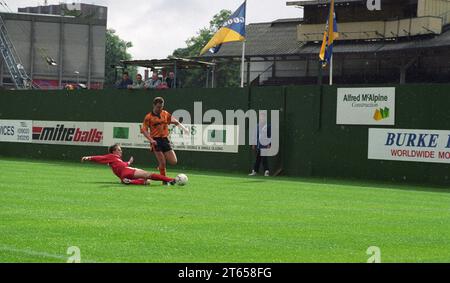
[0,245,97,263]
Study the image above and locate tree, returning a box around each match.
[172,10,241,88]
[104,29,137,87]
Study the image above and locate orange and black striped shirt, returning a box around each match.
[141,110,172,138]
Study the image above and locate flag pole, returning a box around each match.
[240,40,246,88]
[240,0,247,88]
[329,54,333,86]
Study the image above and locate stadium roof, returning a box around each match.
[202,19,303,59]
[200,20,450,59]
[0,11,105,25]
[286,0,362,6]
[120,57,215,69]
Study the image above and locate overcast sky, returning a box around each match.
[6,0,303,60]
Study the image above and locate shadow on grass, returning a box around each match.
[89,182,122,185]
[88,182,185,191]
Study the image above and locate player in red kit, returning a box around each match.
[81,144,178,186]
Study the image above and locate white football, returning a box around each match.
[176,174,188,186]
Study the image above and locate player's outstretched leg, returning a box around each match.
[133,169,176,186]
[150,173,175,184]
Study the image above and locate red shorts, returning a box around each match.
[119,167,136,180]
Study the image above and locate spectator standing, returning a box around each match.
[249,112,272,177]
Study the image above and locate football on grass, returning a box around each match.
[176,174,188,186]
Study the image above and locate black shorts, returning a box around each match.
[153,137,173,153]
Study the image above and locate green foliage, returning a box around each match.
[60,7,97,20]
[61,8,82,17]
[105,29,137,87]
[172,10,240,88]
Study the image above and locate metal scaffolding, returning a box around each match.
[0,14,38,89]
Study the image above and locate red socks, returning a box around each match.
[150,174,174,183]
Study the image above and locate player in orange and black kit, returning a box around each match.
[141,97,189,181]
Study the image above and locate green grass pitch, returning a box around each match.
[0,158,449,263]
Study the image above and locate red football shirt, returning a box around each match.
[90,154,131,179]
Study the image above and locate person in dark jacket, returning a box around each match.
[249,112,272,177]
[116,72,133,89]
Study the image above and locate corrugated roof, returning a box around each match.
[287,0,361,7]
[121,58,215,69]
[203,20,450,58]
[203,20,302,58]
[300,30,450,54]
